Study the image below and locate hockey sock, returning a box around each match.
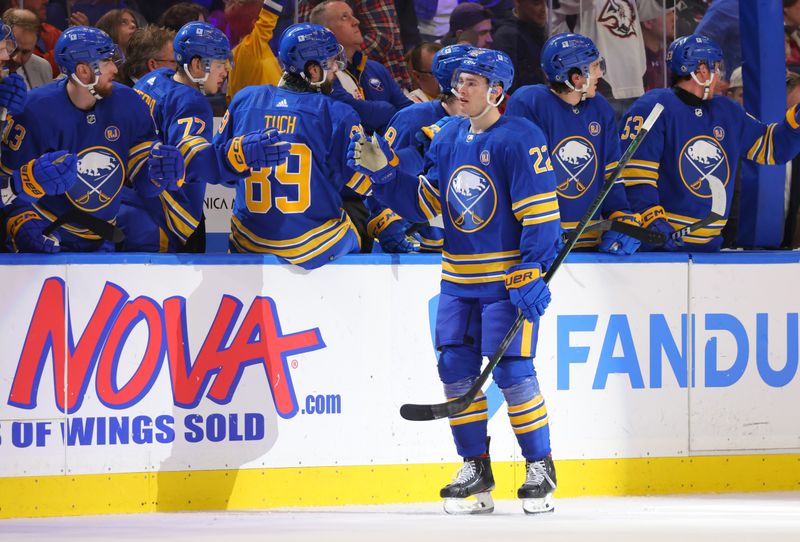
[444,378,488,458]
[501,377,551,460]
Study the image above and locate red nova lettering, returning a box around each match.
[7,278,325,418]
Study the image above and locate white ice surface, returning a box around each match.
[2,493,800,542]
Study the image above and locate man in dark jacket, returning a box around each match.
[492,0,547,93]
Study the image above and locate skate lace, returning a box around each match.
[452,460,477,484]
[525,460,547,486]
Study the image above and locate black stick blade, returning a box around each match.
[400,396,472,421]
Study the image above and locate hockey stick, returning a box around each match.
[43,207,125,243]
[669,173,726,241]
[400,103,665,422]
[572,219,667,245]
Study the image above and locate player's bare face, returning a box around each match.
[455,73,491,116]
[204,59,231,95]
[586,59,604,97]
[0,38,11,64]
[694,63,717,94]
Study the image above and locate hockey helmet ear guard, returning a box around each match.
[432,43,474,94]
[278,23,343,86]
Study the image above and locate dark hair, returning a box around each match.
[158,2,209,32]
[785,0,800,8]
[120,25,176,82]
[96,8,138,50]
[548,68,582,94]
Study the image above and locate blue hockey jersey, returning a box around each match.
[620,89,800,250]
[372,115,560,298]
[127,68,233,250]
[213,84,369,268]
[383,99,449,251]
[507,85,630,248]
[1,79,160,251]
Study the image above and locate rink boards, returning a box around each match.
[0,252,799,517]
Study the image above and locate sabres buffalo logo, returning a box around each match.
[552,136,598,199]
[67,146,125,212]
[598,0,637,38]
[446,165,497,233]
[679,136,730,198]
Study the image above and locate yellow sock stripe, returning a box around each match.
[448,395,488,426]
[512,416,549,435]
[507,394,545,415]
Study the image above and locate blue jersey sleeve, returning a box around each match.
[741,103,800,166]
[329,102,373,197]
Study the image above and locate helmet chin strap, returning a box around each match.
[565,73,592,102]
[184,59,211,95]
[691,71,715,100]
[70,64,103,99]
[469,87,504,120]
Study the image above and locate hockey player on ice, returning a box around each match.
[620,34,800,251]
[348,49,560,515]
[507,32,641,254]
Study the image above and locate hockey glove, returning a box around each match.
[641,205,678,251]
[505,263,551,323]
[143,143,185,196]
[598,212,642,255]
[6,208,60,253]
[0,73,27,117]
[368,209,419,253]
[226,129,291,172]
[414,115,459,152]
[347,131,398,184]
[5,151,77,204]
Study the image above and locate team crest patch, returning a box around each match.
[446,165,497,233]
[552,136,598,199]
[713,126,725,141]
[369,78,384,91]
[598,0,638,38]
[679,136,730,198]
[480,150,490,165]
[589,122,601,136]
[67,146,125,212]
[105,126,120,141]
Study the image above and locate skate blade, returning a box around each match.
[521,493,555,514]
[443,492,494,515]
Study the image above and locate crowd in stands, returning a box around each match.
[1,0,800,255]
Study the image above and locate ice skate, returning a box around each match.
[518,455,556,514]
[440,455,495,514]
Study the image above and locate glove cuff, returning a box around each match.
[788,104,800,130]
[608,210,641,225]
[367,208,402,238]
[12,158,46,202]
[226,135,249,173]
[504,263,543,290]
[640,205,666,228]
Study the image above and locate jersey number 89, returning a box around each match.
[245,143,312,214]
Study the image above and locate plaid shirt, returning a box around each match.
[298,0,412,89]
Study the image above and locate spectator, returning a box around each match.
[395,0,421,52]
[225,0,284,104]
[158,2,209,32]
[406,41,442,102]
[642,0,675,91]
[675,0,709,36]
[786,0,800,68]
[95,8,138,56]
[492,0,547,93]
[441,2,493,47]
[118,25,176,86]
[299,0,412,90]
[726,65,743,105]
[4,0,61,77]
[310,0,412,134]
[2,8,52,89]
[415,0,457,43]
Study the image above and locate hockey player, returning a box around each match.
[214,23,368,268]
[122,21,288,252]
[620,34,800,251]
[378,43,473,253]
[348,49,560,515]
[506,33,641,255]
[1,26,185,252]
[0,17,77,211]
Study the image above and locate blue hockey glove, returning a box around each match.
[505,263,551,323]
[414,115,459,151]
[641,205,678,251]
[347,131,398,184]
[142,143,185,196]
[226,128,291,172]
[0,73,27,117]
[598,212,642,255]
[8,151,77,203]
[368,209,419,253]
[6,208,60,253]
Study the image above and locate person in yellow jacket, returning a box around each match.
[226,0,284,103]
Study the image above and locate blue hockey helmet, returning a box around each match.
[278,23,343,79]
[454,48,514,92]
[667,34,724,76]
[432,43,474,94]
[540,32,602,84]
[174,21,232,65]
[54,26,122,76]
